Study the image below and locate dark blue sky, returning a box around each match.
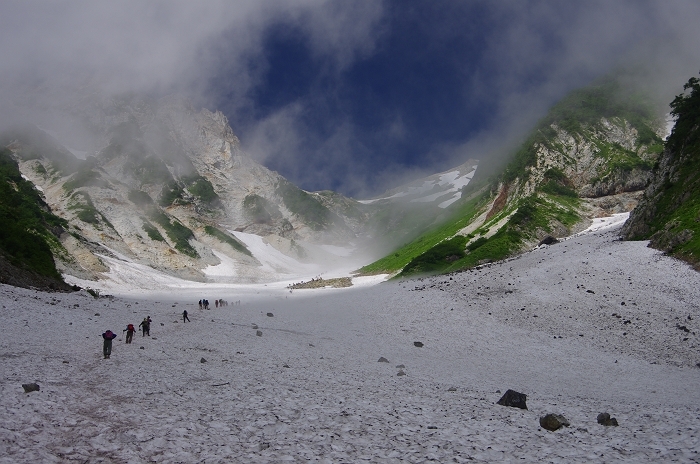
[206,0,694,198]
[3,0,700,198]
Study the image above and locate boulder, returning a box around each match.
[266,312,274,317]
[22,383,40,393]
[200,357,207,363]
[256,330,263,337]
[413,341,424,348]
[496,389,528,409]
[538,236,559,246]
[540,414,570,431]
[596,412,619,426]
[378,357,389,363]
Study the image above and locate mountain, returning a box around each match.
[362,75,667,277]
[1,96,384,285]
[621,74,700,270]
[2,73,686,288]
[3,94,481,288]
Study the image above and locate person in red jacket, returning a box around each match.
[123,324,135,343]
[102,330,117,358]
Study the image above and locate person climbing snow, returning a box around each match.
[102,330,117,359]
[139,317,150,337]
[183,310,190,322]
[123,323,135,343]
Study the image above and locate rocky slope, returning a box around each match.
[622,74,700,269]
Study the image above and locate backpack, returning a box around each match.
[127,324,135,331]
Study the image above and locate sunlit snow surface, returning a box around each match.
[3,216,700,462]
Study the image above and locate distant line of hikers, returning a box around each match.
[198,298,241,309]
[102,298,243,358]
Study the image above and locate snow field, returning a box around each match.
[1,222,699,462]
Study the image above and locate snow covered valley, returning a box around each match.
[1,221,699,462]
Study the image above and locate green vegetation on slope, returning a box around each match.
[149,211,199,258]
[243,193,281,224]
[63,159,111,193]
[0,148,66,279]
[359,193,486,275]
[68,191,115,230]
[204,225,251,256]
[141,220,165,242]
[276,180,331,230]
[395,191,581,278]
[159,181,184,206]
[502,75,663,184]
[183,175,220,206]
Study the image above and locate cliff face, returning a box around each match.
[622,76,700,270]
[523,118,657,199]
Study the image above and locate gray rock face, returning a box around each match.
[522,119,660,199]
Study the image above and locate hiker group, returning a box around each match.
[101,297,239,358]
[101,315,152,359]
[199,298,238,309]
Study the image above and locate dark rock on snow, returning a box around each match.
[378,357,389,363]
[266,312,274,317]
[200,357,207,363]
[496,389,528,410]
[22,383,40,393]
[256,330,263,336]
[540,413,570,431]
[413,341,424,348]
[597,412,619,426]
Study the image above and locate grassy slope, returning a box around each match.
[359,193,487,275]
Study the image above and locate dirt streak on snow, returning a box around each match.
[1,221,700,462]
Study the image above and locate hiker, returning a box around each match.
[215,299,219,308]
[198,299,202,310]
[102,330,117,358]
[123,323,135,343]
[139,317,150,336]
[183,310,190,322]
